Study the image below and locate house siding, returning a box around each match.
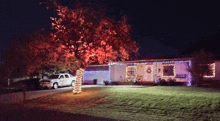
[83,65,110,84]
[109,58,192,85]
[83,58,220,86]
[110,64,127,82]
[214,61,220,80]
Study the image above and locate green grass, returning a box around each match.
[79,86,220,121]
[2,86,220,121]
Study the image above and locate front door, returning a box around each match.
[144,65,153,81]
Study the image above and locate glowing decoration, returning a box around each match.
[203,63,215,78]
[126,66,137,81]
[187,60,192,86]
[109,64,112,82]
[73,68,84,94]
[108,59,195,86]
[42,1,138,94]
[144,65,153,81]
[155,62,157,83]
[146,68,152,73]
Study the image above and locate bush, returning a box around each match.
[157,78,168,86]
[167,78,176,86]
[202,79,220,88]
[119,81,135,85]
[110,81,119,85]
[134,81,155,86]
[103,80,109,85]
[110,81,134,85]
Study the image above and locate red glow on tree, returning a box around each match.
[42,0,138,93]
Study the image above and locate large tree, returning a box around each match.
[26,29,79,77]
[43,1,138,93]
[2,29,70,80]
[2,34,33,79]
[187,49,214,86]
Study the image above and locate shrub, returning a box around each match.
[119,81,135,85]
[110,81,119,85]
[167,78,176,86]
[202,79,220,88]
[135,81,154,86]
[103,80,109,85]
[158,78,168,86]
[110,81,135,85]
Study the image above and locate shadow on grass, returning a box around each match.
[0,103,117,121]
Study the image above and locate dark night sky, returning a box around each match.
[1,0,220,61]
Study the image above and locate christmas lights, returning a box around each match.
[126,66,137,81]
[108,59,194,86]
[155,63,157,82]
[203,63,215,78]
[73,68,84,94]
[187,60,192,86]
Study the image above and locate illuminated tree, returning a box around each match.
[44,1,138,93]
[2,36,30,79]
[1,30,48,79]
[26,29,79,77]
[2,29,70,79]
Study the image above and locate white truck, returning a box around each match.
[39,73,76,89]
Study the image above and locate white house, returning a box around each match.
[83,58,220,86]
[83,65,110,85]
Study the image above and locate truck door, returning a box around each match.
[64,74,70,86]
[59,75,65,86]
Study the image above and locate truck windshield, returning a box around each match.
[48,75,59,79]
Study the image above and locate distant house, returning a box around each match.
[83,58,220,86]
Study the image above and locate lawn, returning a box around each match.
[2,86,220,121]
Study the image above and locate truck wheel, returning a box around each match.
[53,83,58,89]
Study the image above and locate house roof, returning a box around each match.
[85,65,109,71]
[109,58,193,64]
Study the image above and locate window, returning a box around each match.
[204,63,215,77]
[65,75,69,78]
[127,66,136,76]
[60,75,64,79]
[163,66,174,76]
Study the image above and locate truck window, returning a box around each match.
[65,75,69,78]
[60,75,64,79]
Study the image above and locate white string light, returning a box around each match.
[73,68,84,94]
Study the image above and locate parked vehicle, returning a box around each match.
[39,73,76,89]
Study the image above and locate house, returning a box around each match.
[83,58,220,86]
[83,65,110,85]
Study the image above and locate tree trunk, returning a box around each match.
[73,68,85,94]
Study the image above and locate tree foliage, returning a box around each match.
[2,0,138,87]
[1,29,72,79]
[45,0,138,68]
[40,0,138,93]
[187,49,214,86]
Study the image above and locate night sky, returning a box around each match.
[1,0,220,61]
